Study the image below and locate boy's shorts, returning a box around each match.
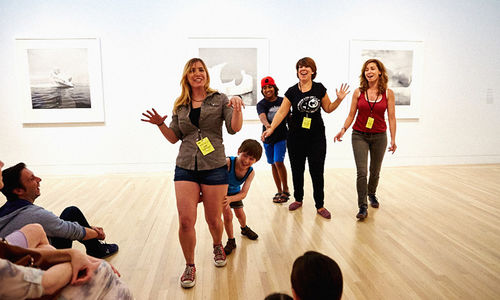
[228,192,244,208]
[264,139,287,164]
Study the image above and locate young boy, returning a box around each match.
[223,139,262,255]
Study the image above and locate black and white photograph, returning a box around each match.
[350,40,423,119]
[28,48,91,109]
[361,49,413,106]
[189,38,269,120]
[199,47,257,107]
[16,38,105,124]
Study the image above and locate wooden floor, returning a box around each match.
[15,164,500,299]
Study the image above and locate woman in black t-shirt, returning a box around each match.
[262,57,349,219]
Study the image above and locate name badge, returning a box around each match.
[196,137,215,155]
[302,117,311,129]
[366,117,374,129]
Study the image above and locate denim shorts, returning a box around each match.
[264,139,287,164]
[174,165,229,185]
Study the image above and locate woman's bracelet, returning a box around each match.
[342,127,347,131]
[158,122,165,127]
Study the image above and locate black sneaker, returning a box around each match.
[356,206,368,219]
[87,242,119,258]
[241,226,258,240]
[224,239,237,255]
[368,195,380,208]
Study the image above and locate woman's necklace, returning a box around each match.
[298,81,312,93]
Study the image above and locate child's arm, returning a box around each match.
[223,170,255,206]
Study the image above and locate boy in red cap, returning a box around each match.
[256,76,290,203]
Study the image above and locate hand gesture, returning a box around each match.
[69,250,96,285]
[227,96,245,112]
[222,196,230,208]
[141,108,167,126]
[336,83,351,101]
[261,127,274,141]
[334,130,344,142]
[388,140,397,154]
[91,226,106,240]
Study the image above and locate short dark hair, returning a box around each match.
[0,162,26,201]
[291,251,343,300]
[238,139,262,161]
[264,293,293,300]
[296,57,317,80]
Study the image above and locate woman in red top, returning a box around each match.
[334,59,397,219]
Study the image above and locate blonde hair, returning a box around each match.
[359,59,388,95]
[173,58,217,113]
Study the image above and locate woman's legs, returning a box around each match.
[368,134,388,196]
[200,184,227,245]
[352,133,370,208]
[287,138,306,203]
[175,181,200,265]
[307,138,326,210]
[222,205,234,239]
[18,223,54,250]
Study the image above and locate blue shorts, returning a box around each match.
[174,165,229,185]
[264,140,287,164]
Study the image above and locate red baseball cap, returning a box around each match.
[261,76,276,88]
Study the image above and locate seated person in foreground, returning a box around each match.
[0,162,118,258]
[1,223,133,300]
[291,251,343,300]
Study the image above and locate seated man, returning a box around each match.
[0,162,118,258]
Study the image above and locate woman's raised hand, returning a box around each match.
[227,96,245,112]
[141,108,167,126]
[336,83,351,101]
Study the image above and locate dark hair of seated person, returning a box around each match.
[265,292,293,300]
[291,251,343,300]
[0,162,26,201]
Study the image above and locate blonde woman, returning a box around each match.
[334,59,397,219]
[141,58,244,288]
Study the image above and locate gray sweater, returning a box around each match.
[0,204,86,240]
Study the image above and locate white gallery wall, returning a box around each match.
[0,0,499,175]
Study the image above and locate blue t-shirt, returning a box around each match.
[227,156,253,196]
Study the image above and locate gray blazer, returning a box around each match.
[169,92,236,171]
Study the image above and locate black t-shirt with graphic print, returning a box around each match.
[284,82,327,138]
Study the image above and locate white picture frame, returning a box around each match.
[16,38,105,124]
[188,37,269,120]
[349,40,423,119]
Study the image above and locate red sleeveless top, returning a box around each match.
[352,91,387,133]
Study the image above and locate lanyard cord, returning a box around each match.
[365,92,379,115]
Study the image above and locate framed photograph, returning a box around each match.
[349,40,423,119]
[16,38,105,124]
[188,38,269,120]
